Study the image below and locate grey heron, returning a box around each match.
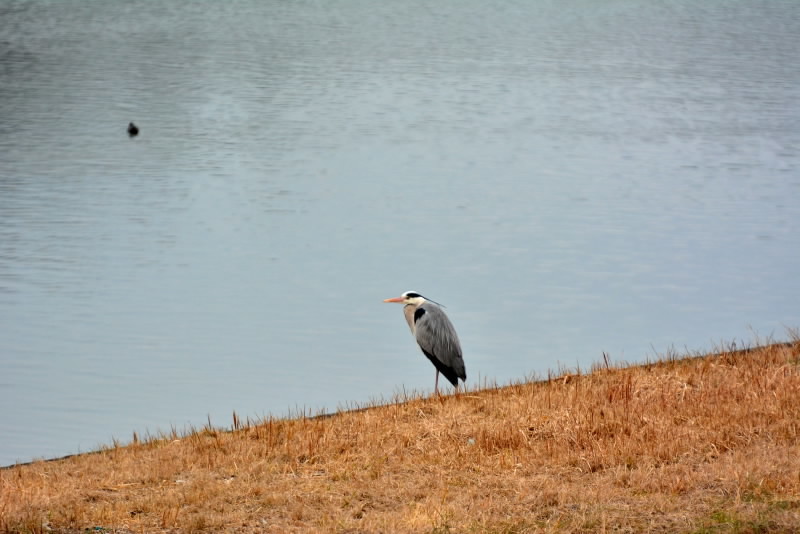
[384,291,466,395]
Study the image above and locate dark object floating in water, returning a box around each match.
[127,122,139,137]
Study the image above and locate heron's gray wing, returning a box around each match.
[413,303,466,385]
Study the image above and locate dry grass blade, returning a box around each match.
[1,339,799,533]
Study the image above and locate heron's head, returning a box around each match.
[383,291,426,307]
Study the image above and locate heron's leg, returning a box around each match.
[435,370,440,396]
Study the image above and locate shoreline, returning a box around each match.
[2,339,798,533]
[4,340,792,472]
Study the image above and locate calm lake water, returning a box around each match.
[1,0,799,466]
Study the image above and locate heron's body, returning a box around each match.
[384,291,466,394]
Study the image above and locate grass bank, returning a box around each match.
[2,339,799,533]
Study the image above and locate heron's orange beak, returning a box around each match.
[383,297,404,303]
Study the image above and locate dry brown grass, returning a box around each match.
[2,339,799,533]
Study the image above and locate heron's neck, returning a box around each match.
[402,304,417,335]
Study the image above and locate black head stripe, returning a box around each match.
[413,307,426,323]
[405,292,422,299]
